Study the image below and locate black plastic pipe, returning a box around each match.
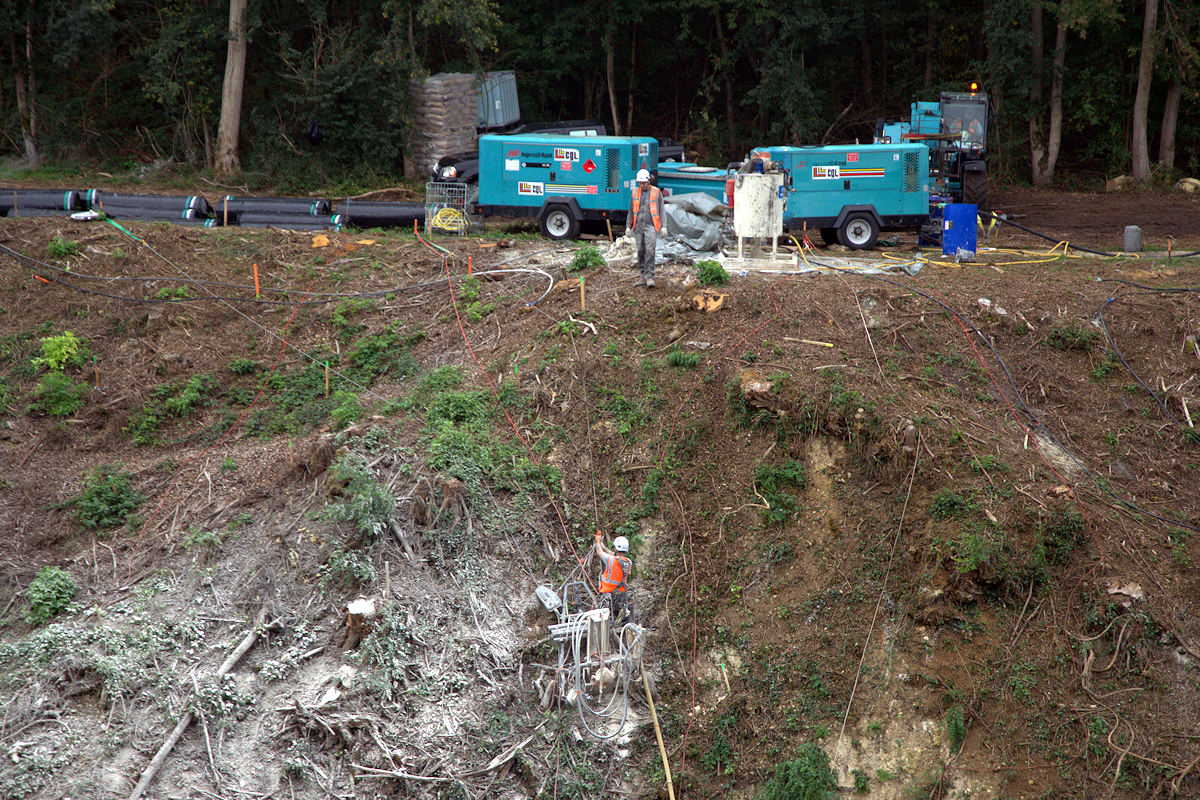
[0,189,84,211]
[336,200,426,227]
[220,196,331,216]
[86,190,211,215]
[5,207,79,218]
[234,212,344,230]
[102,207,209,221]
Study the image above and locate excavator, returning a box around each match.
[875,82,991,208]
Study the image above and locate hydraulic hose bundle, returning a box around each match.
[546,556,647,741]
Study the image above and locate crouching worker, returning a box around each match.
[594,530,634,625]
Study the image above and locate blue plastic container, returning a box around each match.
[942,203,977,255]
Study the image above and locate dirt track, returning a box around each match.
[992,186,1200,250]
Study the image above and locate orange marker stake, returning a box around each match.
[253,263,260,298]
[325,362,330,397]
[580,276,586,311]
[468,256,473,275]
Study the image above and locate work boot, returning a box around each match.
[645,277,656,289]
[634,277,646,287]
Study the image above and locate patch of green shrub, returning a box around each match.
[29,372,87,416]
[25,567,77,625]
[1037,508,1084,565]
[1044,323,1098,352]
[330,390,364,428]
[409,365,465,406]
[701,709,739,776]
[930,489,973,520]
[325,454,396,540]
[319,549,377,589]
[356,605,418,702]
[945,705,966,752]
[667,350,700,368]
[124,374,217,445]
[1089,349,1121,382]
[428,390,493,427]
[45,236,81,259]
[569,242,605,272]
[32,330,90,372]
[465,301,497,322]
[756,460,808,525]
[228,358,260,375]
[756,741,837,800]
[71,466,145,529]
[696,259,729,286]
[162,373,216,416]
[331,297,376,339]
[852,768,870,793]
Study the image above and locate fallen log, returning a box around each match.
[127,614,268,800]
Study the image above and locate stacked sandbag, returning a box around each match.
[336,200,426,228]
[408,72,478,180]
[1,189,85,217]
[215,196,341,230]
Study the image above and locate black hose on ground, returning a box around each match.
[980,209,1119,257]
[806,255,1200,533]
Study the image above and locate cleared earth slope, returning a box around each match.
[0,202,1198,799]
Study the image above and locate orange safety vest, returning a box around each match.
[628,185,662,233]
[599,553,632,594]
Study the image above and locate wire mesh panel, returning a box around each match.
[424,181,479,235]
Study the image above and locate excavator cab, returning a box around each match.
[938,88,990,207]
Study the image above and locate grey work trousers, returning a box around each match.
[633,226,656,279]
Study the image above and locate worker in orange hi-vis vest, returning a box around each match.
[594,529,634,625]
[626,169,663,289]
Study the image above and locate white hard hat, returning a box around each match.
[613,536,630,552]
[636,169,650,183]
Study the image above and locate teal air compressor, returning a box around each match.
[757,143,930,249]
[474,133,658,240]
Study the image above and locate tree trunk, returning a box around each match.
[1044,21,1067,180]
[1158,80,1180,170]
[604,27,621,136]
[9,6,39,166]
[1130,0,1158,181]
[713,10,737,151]
[1028,1,1049,185]
[215,0,249,180]
[202,113,213,170]
[924,1,935,89]
[583,74,595,121]
[860,32,873,108]
[625,27,636,134]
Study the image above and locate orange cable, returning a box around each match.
[412,228,598,593]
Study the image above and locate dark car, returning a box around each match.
[657,137,685,162]
[431,120,608,183]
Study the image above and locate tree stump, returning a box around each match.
[344,597,377,650]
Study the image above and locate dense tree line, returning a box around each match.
[1,0,1196,187]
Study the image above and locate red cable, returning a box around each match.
[913,278,1098,555]
[132,243,339,564]
[661,272,796,792]
[412,229,596,591]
